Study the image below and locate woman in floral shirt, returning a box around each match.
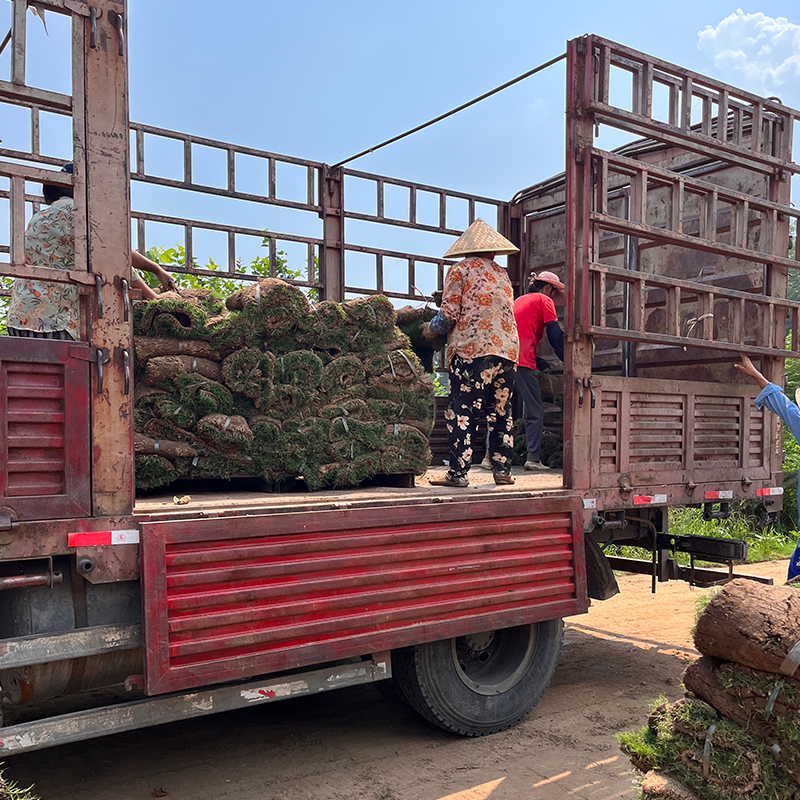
[423,219,519,488]
[7,164,177,340]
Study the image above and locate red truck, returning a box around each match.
[0,1,798,754]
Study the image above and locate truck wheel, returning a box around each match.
[392,620,563,736]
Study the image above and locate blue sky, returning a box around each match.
[2,2,799,294]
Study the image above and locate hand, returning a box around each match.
[421,322,438,342]
[734,354,770,389]
[156,269,178,293]
[156,291,182,301]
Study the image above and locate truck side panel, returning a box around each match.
[0,338,92,520]
[142,494,586,694]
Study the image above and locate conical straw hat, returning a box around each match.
[443,218,520,259]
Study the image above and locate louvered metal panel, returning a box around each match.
[142,493,586,695]
[0,338,91,519]
[590,375,770,490]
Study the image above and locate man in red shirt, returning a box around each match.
[512,271,564,470]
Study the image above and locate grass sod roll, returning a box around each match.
[281,417,327,475]
[206,311,262,355]
[222,348,275,407]
[133,297,210,340]
[144,354,222,386]
[365,349,424,384]
[196,413,254,452]
[319,399,370,420]
[366,397,435,436]
[683,657,800,786]
[618,697,798,800]
[133,394,162,432]
[135,454,179,491]
[348,326,411,357]
[397,307,447,373]
[152,396,197,431]
[274,350,323,389]
[230,278,313,336]
[320,356,367,402]
[380,448,429,476]
[270,384,320,417]
[342,295,396,331]
[250,418,288,477]
[172,373,234,417]
[383,423,431,459]
[295,299,349,357]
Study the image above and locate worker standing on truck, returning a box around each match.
[735,354,800,581]
[6,163,177,340]
[511,271,565,471]
[422,219,519,488]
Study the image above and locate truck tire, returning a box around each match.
[392,620,563,736]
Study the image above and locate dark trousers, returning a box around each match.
[445,355,515,480]
[7,327,75,340]
[516,366,543,462]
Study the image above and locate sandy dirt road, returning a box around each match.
[5,560,788,800]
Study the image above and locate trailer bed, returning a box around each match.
[133,466,565,521]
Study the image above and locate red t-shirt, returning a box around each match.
[514,292,558,370]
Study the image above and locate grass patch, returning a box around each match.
[606,506,797,567]
[0,766,40,800]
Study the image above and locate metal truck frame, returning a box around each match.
[0,1,798,754]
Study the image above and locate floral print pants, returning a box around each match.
[445,355,515,480]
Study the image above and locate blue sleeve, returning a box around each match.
[429,311,454,336]
[754,383,800,444]
[545,321,564,361]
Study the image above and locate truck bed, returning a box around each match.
[133,466,566,521]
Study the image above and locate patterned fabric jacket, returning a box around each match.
[7,197,79,339]
[439,257,519,366]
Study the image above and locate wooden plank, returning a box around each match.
[85,0,134,517]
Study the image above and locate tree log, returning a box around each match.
[134,433,197,459]
[145,355,222,385]
[134,336,220,362]
[694,579,800,677]
[684,657,800,786]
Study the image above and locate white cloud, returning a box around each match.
[698,9,800,97]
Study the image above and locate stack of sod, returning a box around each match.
[132,278,434,492]
[619,579,800,799]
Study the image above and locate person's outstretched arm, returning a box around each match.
[736,354,800,441]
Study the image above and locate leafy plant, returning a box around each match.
[142,234,318,301]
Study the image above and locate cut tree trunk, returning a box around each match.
[694,579,800,677]
[683,656,800,786]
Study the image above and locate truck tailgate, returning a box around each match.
[141,492,586,694]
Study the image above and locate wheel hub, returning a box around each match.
[451,624,539,696]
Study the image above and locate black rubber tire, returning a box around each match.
[392,620,563,736]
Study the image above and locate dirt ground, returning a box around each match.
[5,560,789,800]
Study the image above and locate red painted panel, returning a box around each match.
[0,338,91,519]
[142,493,587,695]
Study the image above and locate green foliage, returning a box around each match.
[607,505,797,567]
[143,234,318,301]
[0,768,40,800]
[619,698,798,800]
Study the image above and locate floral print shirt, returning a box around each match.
[7,198,79,339]
[439,257,519,366]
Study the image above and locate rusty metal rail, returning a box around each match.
[589,36,800,176]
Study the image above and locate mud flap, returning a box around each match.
[584,534,620,601]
